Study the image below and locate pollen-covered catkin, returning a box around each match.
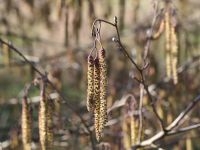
[164,9,172,79]
[46,99,54,149]
[130,116,139,145]
[22,96,32,150]
[38,86,53,150]
[87,55,95,112]
[39,90,47,150]
[93,57,101,141]
[99,48,108,133]
[170,24,178,84]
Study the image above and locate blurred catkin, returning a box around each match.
[170,23,178,84]
[164,4,178,84]
[87,55,95,112]
[38,85,53,150]
[164,9,172,79]
[93,57,101,141]
[131,116,139,146]
[99,49,108,133]
[21,96,32,150]
[122,118,131,149]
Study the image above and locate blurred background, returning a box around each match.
[0,0,200,149]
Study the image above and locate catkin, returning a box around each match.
[170,24,178,84]
[39,90,47,150]
[46,99,54,149]
[122,119,131,149]
[164,9,172,79]
[21,96,32,150]
[87,55,95,112]
[130,116,139,146]
[93,57,101,141]
[99,49,108,133]
[39,86,53,150]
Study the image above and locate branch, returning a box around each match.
[168,123,200,135]
[132,94,200,149]
[166,94,200,131]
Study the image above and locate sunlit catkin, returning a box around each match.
[21,96,32,150]
[93,58,101,141]
[170,24,178,84]
[130,116,139,146]
[87,55,94,112]
[99,48,108,133]
[38,85,53,150]
[122,118,131,149]
[164,9,172,79]
[46,99,54,149]
[39,88,47,150]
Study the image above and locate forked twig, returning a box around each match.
[132,94,200,149]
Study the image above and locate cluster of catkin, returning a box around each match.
[38,85,54,150]
[21,96,32,150]
[164,5,178,84]
[21,84,54,150]
[87,48,108,141]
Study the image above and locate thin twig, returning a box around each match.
[138,84,144,142]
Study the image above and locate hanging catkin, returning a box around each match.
[164,9,172,79]
[38,84,53,150]
[93,57,101,141]
[170,23,178,84]
[21,96,32,150]
[130,116,139,146]
[99,48,108,133]
[87,55,95,112]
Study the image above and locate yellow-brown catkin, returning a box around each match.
[170,24,178,84]
[164,9,172,79]
[46,99,54,149]
[130,116,139,146]
[99,49,108,134]
[39,90,47,150]
[93,58,101,141]
[87,55,95,112]
[122,118,131,149]
[38,87,53,150]
[21,96,32,150]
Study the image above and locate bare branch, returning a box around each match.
[132,94,200,149]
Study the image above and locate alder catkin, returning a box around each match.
[46,98,54,149]
[164,9,172,79]
[130,116,139,146]
[170,23,178,84]
[99,48,108,133]
[87,55,95,112]
[38,86,53,150]
[93,57,101,141]
[39,89,47,150]
[21,96,32,150]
